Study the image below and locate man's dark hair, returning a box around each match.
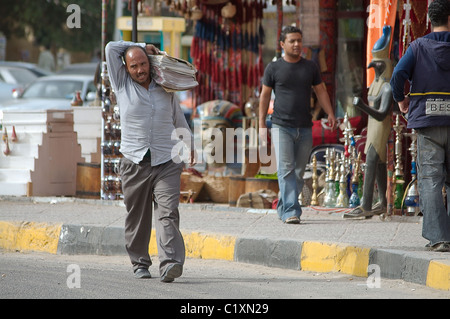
[280,26,303,42]
[428,0,450,27]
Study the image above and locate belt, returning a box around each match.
[410,92,450,96]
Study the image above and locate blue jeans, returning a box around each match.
[271,124,313,222]
[416,126,450,246]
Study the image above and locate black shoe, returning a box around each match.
[428,242,450,252]
[370,202,387,215]
[343,206,374,219]
[134,268,151,279]
[284,216,301,224]
[161,263,183,283]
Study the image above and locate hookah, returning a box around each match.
[334,152,341,200]
[336,159,349,208]
[349,153,362,208]
[323,148,337,207]
[310,155,319,206]
[403,129,419,215]
[342,113,351,159]
[342,113,356,197]
[393,114,405,209]
[321,148,330,203]
[321,148,330,205]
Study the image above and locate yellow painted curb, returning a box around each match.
[184,232,236,261]
[148,232,158,255]
[300,241,370,277]
[426,260,450,291]
[0,221,61,254]
[147,232,236,261]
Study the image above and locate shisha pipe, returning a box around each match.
[310,155,319,206]
[336,159,349,208]
[343,113,356,197]
[402,129,419,215]
[349,153,362,208]
[324,148,337,207]
[393,114,405,209]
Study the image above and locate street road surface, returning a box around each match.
[0,251,447,302]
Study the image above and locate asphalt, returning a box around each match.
[0,195,449,292]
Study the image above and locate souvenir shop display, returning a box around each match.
[100,0,428,213]
[308,111,421,218]
[100,62,123,200]
[399,0,432,57]
[190,0,267,108]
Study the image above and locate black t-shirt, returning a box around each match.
[263,57,322,128]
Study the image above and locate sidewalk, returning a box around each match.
[0,195,449,291]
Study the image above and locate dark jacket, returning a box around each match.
[390,32,450,129]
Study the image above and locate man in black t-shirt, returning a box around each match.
[259,26,336,224]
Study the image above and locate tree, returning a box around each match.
[0,0,116,53]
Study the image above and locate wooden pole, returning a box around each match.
[276,0,283,59]
[132,0,137,42]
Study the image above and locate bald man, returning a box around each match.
[106,41,194,281]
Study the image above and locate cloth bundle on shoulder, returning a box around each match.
[149,53,198,92]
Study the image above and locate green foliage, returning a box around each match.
[0,0,116,53]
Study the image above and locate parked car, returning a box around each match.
[58,62,98,76]
[0,74,97,111]
[0,65,38,103]
[0,61,54,77]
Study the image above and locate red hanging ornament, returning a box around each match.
[11,126,17,143]
[3,138,10,156]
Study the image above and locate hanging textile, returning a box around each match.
[398,0,432,58]
[318,0,337,104]
[190,0,265,110]
[366,0,397,87]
